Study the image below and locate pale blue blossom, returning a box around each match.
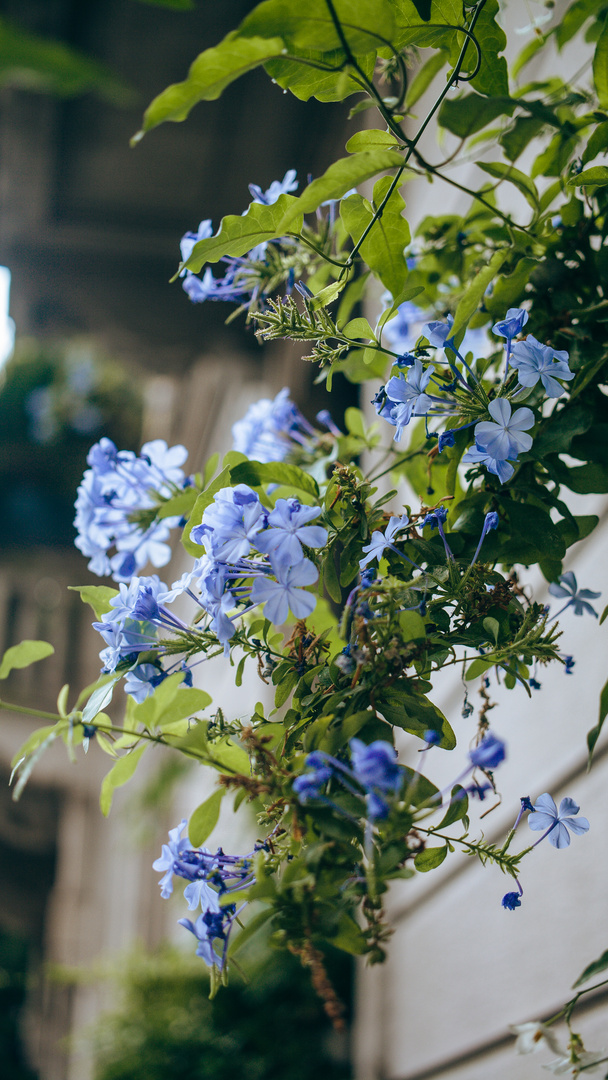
[548,571,600,617]
[360,514,410,569]
[510,335,574,397]
[249,169,298,205]
[474,398,534,460]
[462,444,515,484]
[251,558,318,624]
[384,360,436,440]
[528,793,590,848]
[255,498,327,571]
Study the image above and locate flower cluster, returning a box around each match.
[153,820,256,973]
[373,308,574,486]
[294,737,403,821]
[231,386,339,464]
[74,436,189,581]
[90,483,327,695]
[179,171,299,309]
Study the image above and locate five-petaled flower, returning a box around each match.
[510,1021,564,1056]
[548,572,601,618]
[528,793,590,848]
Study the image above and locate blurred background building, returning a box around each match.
[0,3,606,1080]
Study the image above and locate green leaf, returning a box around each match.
[265,49,375,103]
[404,49,446,109]
[330,911,368,955]
[342,317,376,341]
[189,788,224,846]
[81,676,120,725]
[567,166,608,186]
[341,176,411,296]
[438,93,514,138]
[345,129,403,153]
[69,584,118,620]
[572,947,608,988]
[133,35,285,140]
[207,735,250,775]
[179,194,303,275]
[156,486,198,520]
[377,684,455,749]
[582,120,608,164]
[239,0,396,53]
[0,15,131,103]
[464,657,493,681]
[436,786,468,829]
[462,0,508,97]
[100,745,147,817]
[393,0,463,49]
[132,675,211,730]
[398,610,427,641]
[276,150,406,230]
[601,603,608,626]
[275,667,299,708]
[593,17,608,108]
[230,459,319,497]
[229,907,275,956]
[587,676,608,764]
[414,844,448,872]
[450,248,509,338]
[0,640,54,680]
[477,162,540,211]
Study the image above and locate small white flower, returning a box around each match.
[511,1021,564,1056]
[543,1050,607,1076]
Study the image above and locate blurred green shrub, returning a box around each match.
[0,339,142,547]
[91,945,352,1080]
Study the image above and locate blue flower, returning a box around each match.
[231,387,319,463]
[292,761,333,802]
[382,296,426,353]
[124,663,166,703]
[248,169,298,205]
[190,485,266,562]
[563,654,575,674]
[74,439,188,582]
[528,793,590,848]
[548,571,600,617]
[510,335,574,398]
[180,219,213,267]
[152,819,190,898]
[493,308,529,341]
[421,505,453,560]
[501,891,522,910]
[474,398,534,460]
[383,361,436,441]
[461,444,514,485]
[250,558,318,624]
[256,498,327,572]
[360,514,410,569]
[470,510,499,566]
[349,738,402,793]
[422,315,453,347]
[469,734,506,770]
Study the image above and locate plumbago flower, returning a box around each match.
[548,572,600,618]
[153,820,258,980]
[90,481,328,692]
[231,387,338,463]
[510,336,574,397]
[74,436,190,581]
[528,794,590,848]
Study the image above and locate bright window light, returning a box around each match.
[0,267,15,368]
